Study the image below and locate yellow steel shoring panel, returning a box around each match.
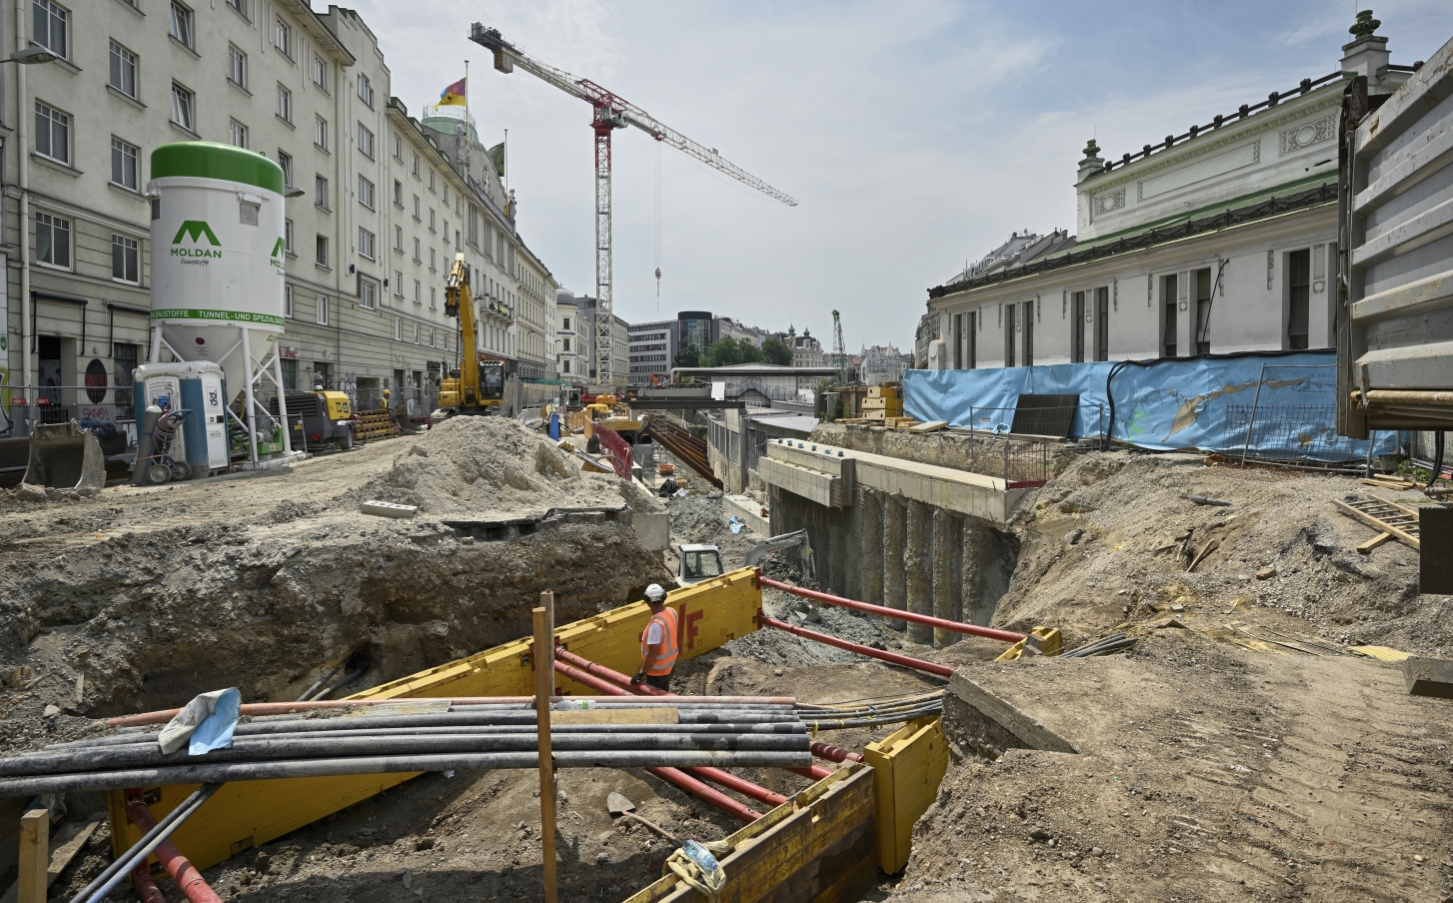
[107,568,763,871]
[863,715,948,875]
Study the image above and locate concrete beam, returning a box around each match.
[860,488,884,608]
[931,509,961,648]
[756,457,839,509]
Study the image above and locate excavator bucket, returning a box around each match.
[19,420,106,499]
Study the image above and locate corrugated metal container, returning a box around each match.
[1338,36,1453,436]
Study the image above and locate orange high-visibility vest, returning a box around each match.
[640,607,680,676]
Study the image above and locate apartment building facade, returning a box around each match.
[555,294,587,384]
[2,0,552,422]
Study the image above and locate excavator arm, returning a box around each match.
[443,253,477,407]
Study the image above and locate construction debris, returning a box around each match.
[1402,656,1453,698]
[360,500,418,518]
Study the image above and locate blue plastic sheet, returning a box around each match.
[903,350,1398,461]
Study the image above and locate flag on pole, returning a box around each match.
[438,77,466,107]
[488,141,506,177]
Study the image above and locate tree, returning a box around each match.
[739,342,765,364]
[704,337,744,367]
[673,347,700,369]
[761,336,793,366]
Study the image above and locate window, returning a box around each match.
[109,42,137,98]
[112,234,140,283]
[34,0,68,59]
[360,278,377,309]
[275,84,293,124]
[412,195,420,220]
[315,175,329,209]
[357,123,375,159]
[443,221,450,245]
[429,209,436,232]
[35,211,71,268]
[1002,303,1016,367]
[278,151,293,188]
[312,55,327,92]
[229,119,249,148]
[428,170,435,192]
[227,44,247,89]
[315,115,329,151]
[1071,291,1086,363]
[34,102,70,164]
[274,16,292,58]
[357,73,374,108]
[1094,286,1110,362]
[359,227,375,261]
[393,180,403,207]
[316,294,328,325]
[1287,249,1310,350]
[563,317,571,330]
[284,219,294,255]
[110,138,138,191]
[429,287,436,310]
[411,152,419,177]
[1161,275,1178,358]
[315,235,329,269]
[430,328,437,349]
[394,271,404,297]
[358,175,375,209]
[394,317,402,340]
[169,2,193,49]
[284,285,294,318]
[171,84,195,131]
[413,280,421,304]
[1022,301,1034,367]
[392,133,402,161]
[414,322,421,344]
[412,237,420,262]
[429,248,436,271]
[966,311,977,369]
[226,0,250,19]
[114,343,139,418]
[563,338,571,352]
[1194,267,1213,355]
[563,360,570,374]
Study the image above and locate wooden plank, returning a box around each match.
[108,568,766,873]
[1351,645,1412,662]
[1356,532,1394,554]
[553,707,677,725]
[16,811,45,903]
[534,595,558,903]
[1332,498,1420,550]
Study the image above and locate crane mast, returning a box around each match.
[469,24,797,388]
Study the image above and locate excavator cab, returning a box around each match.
[434,254,507,418]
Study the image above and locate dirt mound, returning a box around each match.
[353,417,662,518]
[994,451,1451,655]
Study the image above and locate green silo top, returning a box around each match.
[151,142,285,195]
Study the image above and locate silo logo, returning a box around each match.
[171,221,222,260]
[270,237,285,270]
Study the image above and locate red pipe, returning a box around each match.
[786,765,836,781]
[760,615,955,678]
[688,766,789,807]
[810,740,866,764]
[759,576,1027,644]
[555,647,672,696]
[131,864,166,903]
[649,764,762,822]
[125,795,223,903]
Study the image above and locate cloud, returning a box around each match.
[342,0,1453,351]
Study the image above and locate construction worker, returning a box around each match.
[632,584,678,692]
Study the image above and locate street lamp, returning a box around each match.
[5,47,59,65]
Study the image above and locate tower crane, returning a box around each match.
[468,24,797,388]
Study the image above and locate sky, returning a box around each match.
[345,0,1452,352]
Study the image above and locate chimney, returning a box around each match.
[1076,139,1104,185]
[1341,10,1390,88]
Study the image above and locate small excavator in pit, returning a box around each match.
[434,253,506,419]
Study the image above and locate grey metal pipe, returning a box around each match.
[68,783,221,903]
[5,732,808,778]
[0,749,814,797]
[40,721,809,753]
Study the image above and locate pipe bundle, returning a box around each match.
[1059,632,1139,658]
[0,700,812,797]
[795,689,946,730]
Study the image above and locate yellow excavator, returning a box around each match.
[434,253,506,419]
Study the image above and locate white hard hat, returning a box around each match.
[645,584,666,602]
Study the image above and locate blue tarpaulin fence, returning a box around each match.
[903,349,1399,463]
